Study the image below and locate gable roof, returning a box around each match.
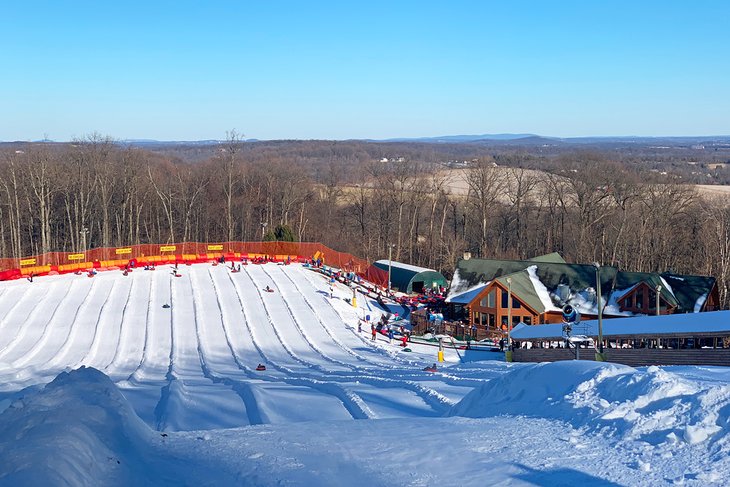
[661,273,716,313]
[449,258,617,315]
[445,283,489,304]
[613,271,680,308]
[493,268,560,314]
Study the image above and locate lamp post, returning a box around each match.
[260,221,268,240]
[80,226,89,254]
[656,285,662,316]
[505,277,513,362]
[387,243,394,296]
[594,263,605,361]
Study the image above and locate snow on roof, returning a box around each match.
[445,282,489,304]
[373,260,437,274]
[603,288,635,317]
[526,265,561,312]
[694,293,708,313]
[659,276,676,299]
[511,310,730,340]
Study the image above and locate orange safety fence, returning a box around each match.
[0,241,369,281]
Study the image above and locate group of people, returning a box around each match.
[364,315,411,347]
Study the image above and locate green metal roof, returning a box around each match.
[452,258,616,301]
[494,270,548,314]
[449,256,717,316]
[661,273,716,312]
[614,271,679,308]
[528,252,567,264]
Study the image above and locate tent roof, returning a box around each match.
[372,259,447,293]
[373,260,437,274]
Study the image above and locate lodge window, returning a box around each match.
[487,290,496,308]
[524,316,532,326]
[480,296,487,307]
[474,311,480,324]
[635,291,644,309]
[501,291,522,309]
[488,313,495,327]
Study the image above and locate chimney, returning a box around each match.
[463,252,471,260]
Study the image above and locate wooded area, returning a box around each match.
[1,134,729,308]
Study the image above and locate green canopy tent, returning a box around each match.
[372,260,447,294]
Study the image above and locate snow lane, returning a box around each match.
[262,264,379,371]
[277,265,401,369]
[153,269,247,432]
[0,285,29,325]
[105,271,153,380]
[0,281,65,357]
[0,277,83,368]
[77,275,134,370]
[261,265,451,416]
[227,266,371,421]
[117,269,173,428]
[11,276,109,378]
[131,269,172,382]
[236,265,323,374]
[42,277,118,374]
[244,264,351,373]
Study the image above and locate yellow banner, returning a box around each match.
[115,248,132,255]
[160,245,177,252]
[20,258,36,266]
[207,244,224,251]
[68,253,85,261]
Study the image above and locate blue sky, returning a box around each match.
[1,1,728,141]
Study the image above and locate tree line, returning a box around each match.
[1,134,729,308]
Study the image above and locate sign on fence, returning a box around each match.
[160,245,176,252]
[115,248,132,255]
[207,244,224,251]
[20,258,36,266]
[68,254,85,261]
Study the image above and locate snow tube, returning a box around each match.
[402,348,412,352]
[423,366,438,372]
[255,364,266,371]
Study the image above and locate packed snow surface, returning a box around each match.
[0,263,729,485]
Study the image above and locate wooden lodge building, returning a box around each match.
[445,253,719,338]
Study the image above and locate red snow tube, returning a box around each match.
[256,364,266,371]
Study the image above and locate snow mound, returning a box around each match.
[0,367,154,485]
[449,361,730,446]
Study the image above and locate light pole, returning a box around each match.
[505,277,513,362]
[594,263,605,361]
[260,221,268,240]
[80,226,89,254]
[656,285,662,316]
[387,243,394,296]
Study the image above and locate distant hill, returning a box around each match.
[379,134,537,143]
